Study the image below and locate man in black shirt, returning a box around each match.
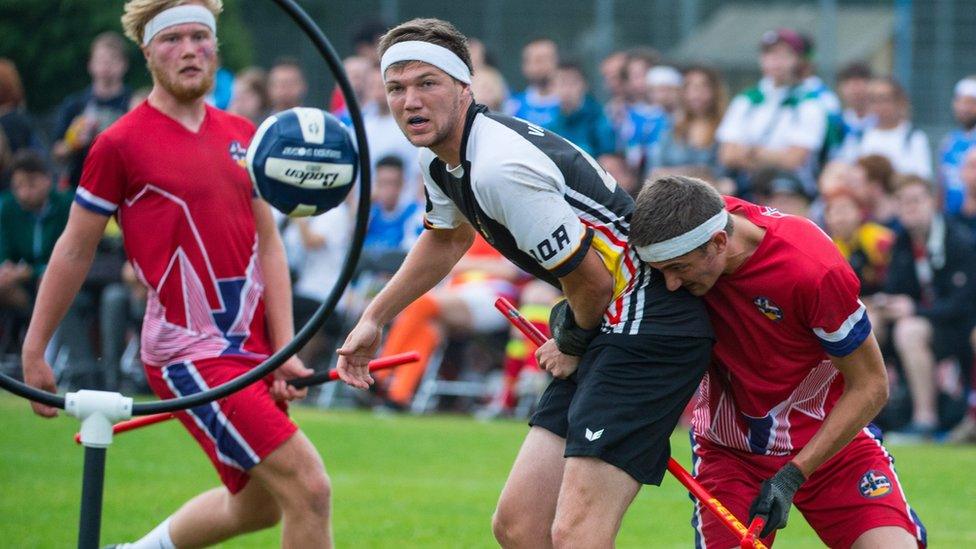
[336,18,713,547]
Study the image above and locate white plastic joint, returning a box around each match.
[65,390,134,448]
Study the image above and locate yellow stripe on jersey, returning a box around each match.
[589,233,630,300]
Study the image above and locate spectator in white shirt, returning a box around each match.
[842,77,932,179]
[717,28,827,196]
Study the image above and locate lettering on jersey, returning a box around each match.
[753,296,784,322]
[229,141,247,168]
[859,470,892,498]
[760,206,786,218]
[526,122,545,137]
[529,225,571,262]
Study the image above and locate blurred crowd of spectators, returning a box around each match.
[2,23,976,443]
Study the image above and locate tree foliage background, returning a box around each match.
[0,0,253,119]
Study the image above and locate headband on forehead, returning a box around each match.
[955,78,976,100]
[634,209,729,263]
[380,40,471,84]
[143,4,217,46]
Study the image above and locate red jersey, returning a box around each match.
[692,197,871,456]
[75,102,272,367]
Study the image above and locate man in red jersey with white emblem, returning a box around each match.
[629,176,925,549]
[21,1,334,547]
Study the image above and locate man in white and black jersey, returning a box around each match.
[335,18,713,547]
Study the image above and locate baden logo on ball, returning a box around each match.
[247,107,358,217]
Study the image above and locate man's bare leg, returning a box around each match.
[550,456,641,549]
[493,427,567,548]
[893,316,938,427]
[248,430,332,548]
[851,526,918,548]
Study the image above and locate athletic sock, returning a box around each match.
[120,516,175,549]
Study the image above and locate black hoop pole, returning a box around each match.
[0,0,372,417]
[78,447,106,549]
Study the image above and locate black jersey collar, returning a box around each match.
[458,102,488,168]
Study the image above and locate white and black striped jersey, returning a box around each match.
[421,103,710,337]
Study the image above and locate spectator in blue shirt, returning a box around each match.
[939,76,976,215]
[506,38,560,127]
[617,48,668,176]
[546,62,616,159]
[365,155,421,252]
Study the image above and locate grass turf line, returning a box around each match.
[1,394,973,547]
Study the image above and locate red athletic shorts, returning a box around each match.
[689,426,926,548]
[145,356,298,494]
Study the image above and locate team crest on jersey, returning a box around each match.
[760,206,786,218]
[859,470,892,498]
[229,140,247,168]
[753,296,783,322]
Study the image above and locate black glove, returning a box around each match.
[548,299,600,356]
[748,462,806,538]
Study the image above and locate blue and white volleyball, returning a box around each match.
[246,107,358,217]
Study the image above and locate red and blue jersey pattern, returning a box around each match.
[75,102,271,367]
[692,196,872,455]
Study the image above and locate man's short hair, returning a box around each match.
[352,20,388,49]
[376,155,404,172]
[91,31,128,60]
[630,176,731,250]
[270,56,304,74]
[122,0,223,45]
[377,18,473,75]
[557,60,585,79]
[894,173,934,195]
[9,150,48,177]
[856,154,895,193]
[837,62,873,83]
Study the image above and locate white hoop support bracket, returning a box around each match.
[66,390,134,448]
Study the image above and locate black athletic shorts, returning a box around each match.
[529,332,712,485]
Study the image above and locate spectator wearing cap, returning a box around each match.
[545,61,616,159]
[876,175,976,439]
[52,32,131,189]
[938,76,976,215]
[506,38,560,127]
[646,65,682,117]
[648,65,729,188]
[717,28,827,197]
[841,77,932,180]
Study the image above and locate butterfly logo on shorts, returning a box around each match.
[753,296,784,322]
[859,470,892,498]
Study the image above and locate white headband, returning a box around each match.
[955,78,976,99]
[143,5,216,46]
[634,209,729,263]
[380,40,471,84]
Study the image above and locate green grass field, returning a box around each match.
[1,394,974,548]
